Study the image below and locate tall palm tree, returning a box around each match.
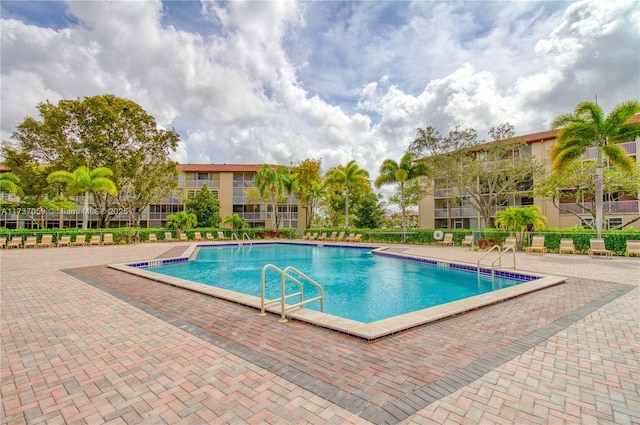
[0,172,21,196]
[47,165,118,229]
[550,100,640,237]
[254,164,288,229]
[282,172,299,228]
[303,181,326,228]
[324,160,370,228]
[375,152,429,239]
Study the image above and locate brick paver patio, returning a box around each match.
[1,242,638,424]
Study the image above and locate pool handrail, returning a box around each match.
[477,245,517,277]
[260,264,324,322]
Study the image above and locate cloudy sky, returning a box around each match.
[1,0,639,191]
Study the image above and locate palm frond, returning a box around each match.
[602,144,635,172]
[574,101,604,124]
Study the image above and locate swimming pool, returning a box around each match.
[142,243,533,323]
[111,242,565,339]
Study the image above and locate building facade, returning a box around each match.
[0,164,308,232]
[418,129,640,230]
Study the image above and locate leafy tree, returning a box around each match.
[0,172,21,196]
[6,94,180,227]
[324,160,371,228]
[550,100,640,237]
[185,184,220,228]
[494,206,548,250]
[222,213,248,230]
[254,164,288,229]
[535,161,640,229]
[292,158,323,226]
[352,191,385,229]
[47,166,118,229]
[375,152,429,237]
[165,211,197,230]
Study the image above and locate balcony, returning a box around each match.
[178,180,219,188]
[584,141,636,160]
[559,200,639,214]
[434,207,478,218]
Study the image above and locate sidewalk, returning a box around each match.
[1,243,638,424]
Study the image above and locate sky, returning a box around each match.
[1,0,639,202]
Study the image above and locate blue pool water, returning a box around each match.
[144,244,531,323]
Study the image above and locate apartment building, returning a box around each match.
[0,163,307,231]
[418,128,640,230]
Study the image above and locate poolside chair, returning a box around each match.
[164,232,174,242]
[179,232,189,242]
[346,234,362,242]
[625,240,640,257]
[23,236,37,249]
[526,236,546,255]
[333,231,346,241]
[437,233,454,246]
[0,237,6,249]
[303,232,312,240]
[57,235,71,247]
[89,234,102,246]
[559,238,575,255]
[217,231,229,240]
[503,237,517,251]
[588,238,612,258]
[71,235,86,247]
[37,234,54,248]
[7,236,22,249]
[102,233,115,245]
[461,234,473,249]
[205,232,214,241]
[147,233,158,243]
[318,232,328,241]
[193,231,202,241]
[327,231,337,241]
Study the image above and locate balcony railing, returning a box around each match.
[584,141,636,160]
[178,180,220,188]
[559,200,639,214]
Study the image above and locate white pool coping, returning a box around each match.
[109,242,567,340]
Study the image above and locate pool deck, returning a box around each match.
[1,241,638,424]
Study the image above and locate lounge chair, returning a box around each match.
[37,234,54,248]
[205,232,214,241]
[333,231,346,241]
[71,235,86,247]
[7,236,22,249]
[164,232,174,242]
[526,236,546,255]
[503,237,517,250]
[57,235,71,247]
[461,234,473,249]
[193,232,202,241]
[326,231,337,241]
[23,236,37,249]
[559,238,575,254]
[303,232,312,240]
[588,238,612,258]
[102,233,115,245]
[318,232,328,241]
[147,233,158,243]
[625,240,640,257]
[217,231,229,240]
[437,233,454,246]
[346,234,362,242]
[89,235,101,246]
[179,232,188,242]
[0,237,7,249]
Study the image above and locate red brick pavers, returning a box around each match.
[1,243,639,424]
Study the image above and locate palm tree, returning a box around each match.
[282,172,299,228]
[550,100,640,237]
[303,181,326,228]
[324,160,370,228]
[375,152,429,240]
[254,164,288,229]
[47,165,118,229]
[494,206,548,250]
[0,172,21,196]
[165,211,198,230]
[222,213,248,230]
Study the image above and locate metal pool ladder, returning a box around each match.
[259,264,324,322]
[477,245,516,277]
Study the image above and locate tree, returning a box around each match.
[375,152,429,239]
[7,94,180,227]
[352,191,386,229]
[185,184,220,228]
[47,166,118,229]
[550,100,640,237]
[324,160,370,228]
[282,172,299,228]
[254,164,288,229]
[165,211,197,230]
[494,206,548,250]
[292,158,323,226]
[535,161,640,229]
[302,181,326,228]
[222,213,248,230]
[0,172,21,196]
